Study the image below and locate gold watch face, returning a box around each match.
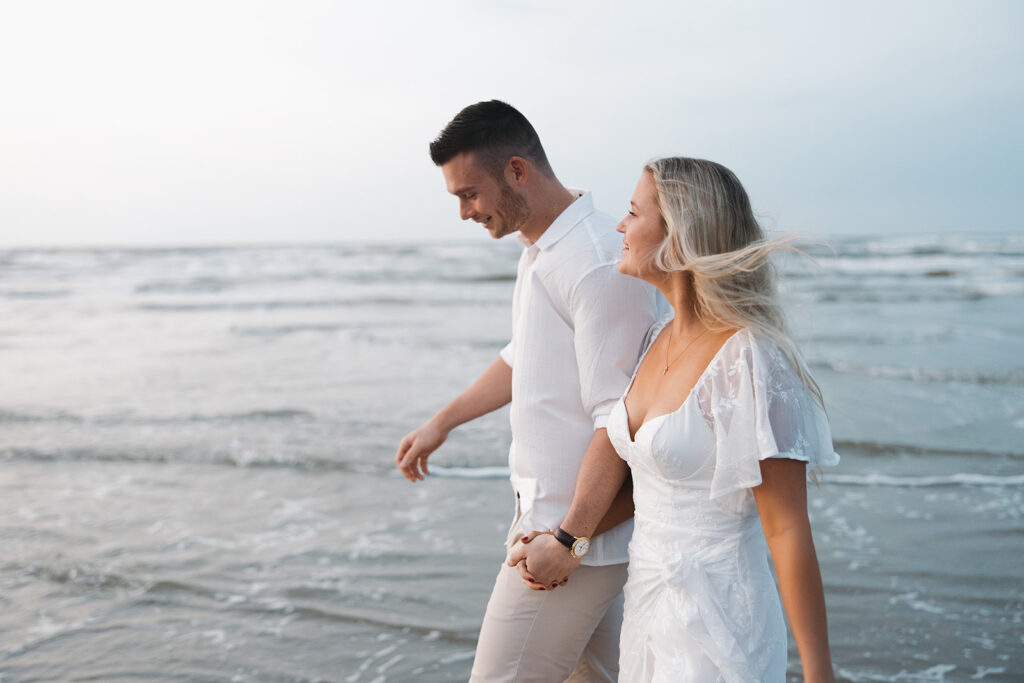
[571,537,590,558]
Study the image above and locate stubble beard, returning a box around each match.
[490,179,531,239]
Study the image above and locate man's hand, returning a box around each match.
[395,420,447,482]
[507,531,581,589]
[393,357,512,482]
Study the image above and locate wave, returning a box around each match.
[132,270,516,292]
[0,289,72,299]
[0,447,384,472]
[135,277,236,294]
[805,329,955,346]
[834,440,1021,459]
[15,446,1017,491]
[0,409,84,424]
[5,235,1020,267]
[810,361,1024,386]
[4,435,1020,472]
[824,473,1024,488]
[139,579,478,644]
[834,663,964,683]
[8,560,477,646]
[0,408,316,425]
[229,322,409,337]
[137,295,505,312]
[0,448,519,477]
[430,466,511,479]
[820,233,1024,259]
[22,561,143,592]
[809,289,995,304]
[446,273,516,282]
[230,323,360,336]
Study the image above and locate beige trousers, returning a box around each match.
[469,560,628,682]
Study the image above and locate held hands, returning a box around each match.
[506,530,581,591]
[395,420,448,482]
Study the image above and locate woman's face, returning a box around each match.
[616,171,666,280]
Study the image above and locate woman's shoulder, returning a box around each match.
[705,327,755,367]
[707,328,806,386]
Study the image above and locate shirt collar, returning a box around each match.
[517,189,592,251]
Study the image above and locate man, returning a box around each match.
[395,100,662,682]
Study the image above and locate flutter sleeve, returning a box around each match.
[703,331,840,502]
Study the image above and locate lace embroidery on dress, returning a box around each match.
[690,329,839,503]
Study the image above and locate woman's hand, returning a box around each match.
[507,530,579,589]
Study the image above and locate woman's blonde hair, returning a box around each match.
[645,156,823,406]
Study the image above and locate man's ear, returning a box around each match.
[506,156,529,187]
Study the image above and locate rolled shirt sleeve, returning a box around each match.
[570,263,660,429]
[499,339,515,368]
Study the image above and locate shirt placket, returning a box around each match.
[512,245,540,350]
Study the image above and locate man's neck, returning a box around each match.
[518,181,578,245]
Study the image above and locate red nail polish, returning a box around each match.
[521,537,529,542]
[539,587,546,591]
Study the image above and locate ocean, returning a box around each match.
[1,233,1022,682]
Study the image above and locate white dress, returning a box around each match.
[608,322,839,682]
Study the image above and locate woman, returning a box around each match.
[514,157,838,681]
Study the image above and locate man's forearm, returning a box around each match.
[433,356,512,432]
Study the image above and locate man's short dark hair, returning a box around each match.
[429,100,554,177]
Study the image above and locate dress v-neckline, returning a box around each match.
[622,323,746,443]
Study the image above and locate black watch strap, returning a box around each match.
[554,527,576,549]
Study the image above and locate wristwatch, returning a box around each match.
[554,527,591,559]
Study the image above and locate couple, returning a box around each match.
[395,100,839,682]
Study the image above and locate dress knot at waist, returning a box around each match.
[630,521,766,683]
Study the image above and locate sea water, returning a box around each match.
[1,234,1022,681]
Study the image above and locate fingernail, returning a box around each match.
[539,587,545,591]
[521,537,529,542]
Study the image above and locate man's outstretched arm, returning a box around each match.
[395,357,512,482]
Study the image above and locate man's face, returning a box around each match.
[441,152,530,239]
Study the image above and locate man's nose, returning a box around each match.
[459,199,473,221]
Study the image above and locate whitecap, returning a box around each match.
[429,466,511,479]
[826,473,1024,488]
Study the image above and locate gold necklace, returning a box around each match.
[663,326,708,375]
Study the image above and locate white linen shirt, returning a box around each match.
[499,191,665,566]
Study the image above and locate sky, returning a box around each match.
[0,0,1021,247]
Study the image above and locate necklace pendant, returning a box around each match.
[663,366,669,375]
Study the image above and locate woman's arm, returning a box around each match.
[593,472,633,536]
[506,428,629,587]
[753,458,835,683]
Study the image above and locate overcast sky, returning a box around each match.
[1,0,1021,247]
